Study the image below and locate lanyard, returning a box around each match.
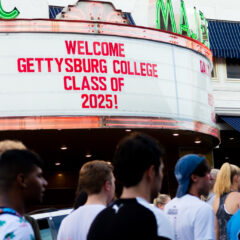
[0,207,22,218]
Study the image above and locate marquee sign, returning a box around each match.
[0,21,215,131]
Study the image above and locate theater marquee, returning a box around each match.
[0,20,215,132]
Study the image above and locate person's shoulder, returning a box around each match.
[166,195,212,211]
[229,209,240,222]
[0,215,34,239]
[136,198,174,239]
[0,214,26,227]
[229,191,240,201]
[187,195,213,211]
[136,197,166,216]
[61,204,104,223]
[164,197,177,207]
[227,209,240,240]
[228,209,240,227]
[198,200,213,212]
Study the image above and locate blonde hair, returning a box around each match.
[0,140,26,154]
[213,162,240,196]
[153,194,171,207]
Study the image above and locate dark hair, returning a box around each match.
[188,159,210,189]
[0,149,43,192]
[113,132,163,187]
[192,159,210,177]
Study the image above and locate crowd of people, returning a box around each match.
[0,133,239,240]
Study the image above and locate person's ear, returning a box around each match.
[146,165,155,181]
[191,174,198,183]
[16,173,27,188]
[104,180,111,192]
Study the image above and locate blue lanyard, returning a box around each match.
[0,207,22,218]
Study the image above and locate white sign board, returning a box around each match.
[0,33,214,127]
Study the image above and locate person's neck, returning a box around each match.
[85,193,108,206]
[188,188,200,199]
[121,184,151,203]
[0,191,25,215]
[231,183,238,192]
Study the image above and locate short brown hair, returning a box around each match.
[78,160,113,195]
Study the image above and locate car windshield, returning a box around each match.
[31,208,72,240]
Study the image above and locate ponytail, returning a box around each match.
[213,163,231,196]
[214,163,240,196]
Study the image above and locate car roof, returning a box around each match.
[30,208,73,220]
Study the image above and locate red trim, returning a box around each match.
[103,116,219,139]
[0,116,101,130]
[0,116,219,140]
[0,19,212,63]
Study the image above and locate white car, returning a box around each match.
[30,208,73,240]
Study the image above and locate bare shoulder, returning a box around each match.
[212,196,220,213]
[229,191,240,200]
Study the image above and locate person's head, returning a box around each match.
[153,193,171,210]
[78,160,115,204]
[113,132,164,200]
[175,154,211,198]
[209,168,219,191]
[0,140,26,154]
[0,149,48,205]
[213,163,240,196]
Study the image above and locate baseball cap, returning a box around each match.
[175,154,205,198]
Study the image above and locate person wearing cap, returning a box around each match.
[164,154,215,240]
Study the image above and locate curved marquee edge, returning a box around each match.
[0,116,220,141]
[0,19,213,63]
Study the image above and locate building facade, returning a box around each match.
[0,0,226,207]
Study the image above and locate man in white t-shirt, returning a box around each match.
[57,160,115,240]
[164,154,215,240]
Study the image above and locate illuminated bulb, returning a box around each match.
[194,139,201,144]
[55,162,61,166]
[61,145,67,150]
[125,129,132,132]
[86,154,92,158]
[173,133,179,136]
[229,137,234,140]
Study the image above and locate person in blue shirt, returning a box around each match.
[227,209,240,240]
